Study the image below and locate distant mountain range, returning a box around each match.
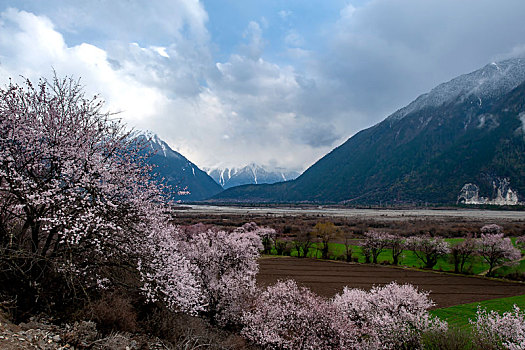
[134,131,222,201]
[213,58,525,205]
[204,164,300,189]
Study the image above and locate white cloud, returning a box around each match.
[0,9,334,171]
[284,30,304,47]
[278,10,291,20]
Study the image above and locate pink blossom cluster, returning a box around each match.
[516,235,525,248]
[333,282,446,349]
[242,280,351,349]
[480,224,504,235]
[242,280,445,349]
[471,306,525,350]
[135,222,271,326]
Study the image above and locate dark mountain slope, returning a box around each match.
[135,132,223,201]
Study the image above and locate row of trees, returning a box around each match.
[262,221,521,277]
[359,225,521,276]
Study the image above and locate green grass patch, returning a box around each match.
[493,259,525,280]
[305,241,489,274]
[430,294,525,328]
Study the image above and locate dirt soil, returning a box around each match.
[257,257,525,308]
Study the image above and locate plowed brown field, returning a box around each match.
[257,257,525,308]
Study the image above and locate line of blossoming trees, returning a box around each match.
[1,77,524,349]
[264,222,523,277]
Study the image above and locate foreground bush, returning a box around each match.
[333,282,447,349]
[177,223,264,326]
[242,280,357,350]
[243,281,444,350]
[471,305,525,350]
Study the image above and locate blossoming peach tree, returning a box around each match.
[0,77,200,314]
[0,76,171,310]
[477,225,521,276]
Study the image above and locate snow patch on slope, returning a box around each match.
[519,111,525,135]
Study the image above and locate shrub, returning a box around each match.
[422,327,474,350]
[83,292,138,333]
[242,280,358,350]
[333,282,447,349]
[470,306,525,350]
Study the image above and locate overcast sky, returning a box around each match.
[2,1,525,171]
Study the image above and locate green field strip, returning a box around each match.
[430,294,525,328]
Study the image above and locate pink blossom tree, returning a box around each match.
[332,282,447,349]
[387,234,406,265]
[477,227,521,276]
[239,222,276,255]
[481,224,504,235]
[407,236,450,269]
[138,221,204,314]
[242,279,360,350]
[450,233,477,274]
[178,224,263,326]
[361,230,391,264]
[515,235,525,249]
[0,76,180,311]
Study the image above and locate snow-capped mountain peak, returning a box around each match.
[205,164,300,189]
[389,58,525,121]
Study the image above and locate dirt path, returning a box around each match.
[478,255,525,276]
[258,257,525,308]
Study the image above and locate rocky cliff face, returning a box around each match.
[458,178,520,205]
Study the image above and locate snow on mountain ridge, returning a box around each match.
[132,130,182,160]
[388,58,525,121]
